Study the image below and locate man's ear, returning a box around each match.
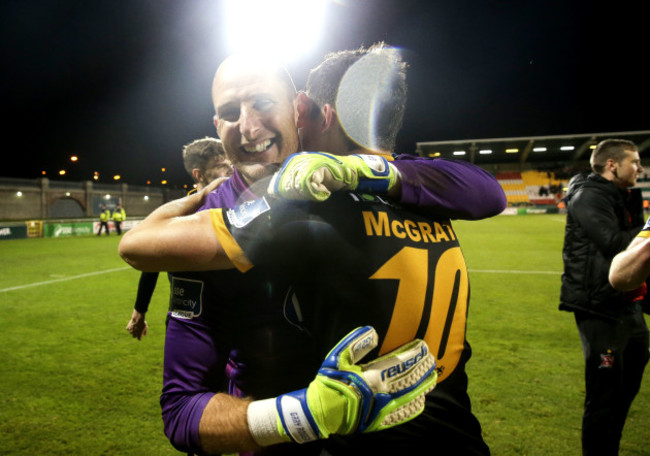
[321,103,336,132]
[191,169,203,185]
[606,158,617,172]
[295,92,313,129]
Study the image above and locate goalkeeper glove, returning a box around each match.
[246,326,437,446]
[268,152,401,202]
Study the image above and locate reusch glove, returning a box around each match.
[268,152,401,202]
[246,326,437,446]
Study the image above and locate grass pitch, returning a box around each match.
[0,214,648,455]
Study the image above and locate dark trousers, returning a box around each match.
[574,311,649,455]
[114,221,122,235]
[98,221,109,235]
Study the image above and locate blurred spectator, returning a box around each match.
[97,204,110,235]
[112,204,126,235]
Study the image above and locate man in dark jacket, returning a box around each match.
[560,138,649,456]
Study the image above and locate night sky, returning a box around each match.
[2,0,647,187]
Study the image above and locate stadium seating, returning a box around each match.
[496,170,566,206]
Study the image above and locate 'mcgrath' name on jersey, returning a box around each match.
[362,210,457,243]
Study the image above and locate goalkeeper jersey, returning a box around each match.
[211,191,490,453]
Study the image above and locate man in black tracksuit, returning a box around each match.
[560,139,649,455]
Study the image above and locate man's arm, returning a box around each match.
[168,325,435,454]
[198,394,260,453]
[118,180,234,272]
[268,152,506,220]
[609,236,650,291]
[393,156,507,219]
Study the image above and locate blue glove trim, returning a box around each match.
[356,178,391,194]
[351,154,392,178]
[352,155,392,194]
[276,388,322,443]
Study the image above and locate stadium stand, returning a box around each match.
[416,130,650,208]
[495,171,529,205]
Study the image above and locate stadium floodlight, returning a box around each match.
[453,151,466,156]
[561,146,575,151]
[479,149,492,155]
[533,147,547,152]
[221,0,328,63]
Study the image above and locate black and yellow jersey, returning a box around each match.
[211,191,489,453]
[212,191,469,383]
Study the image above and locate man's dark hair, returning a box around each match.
[590,139,639,174]
[182,137,226,180]
[306,42,407,151]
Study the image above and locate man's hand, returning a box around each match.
[126,309,148,340]
[247,326,436,446]
[268,152,400,201]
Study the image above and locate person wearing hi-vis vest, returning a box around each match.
[112,204,126,235]
[97,204,111,235]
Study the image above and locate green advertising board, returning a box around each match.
[44,222,94,238]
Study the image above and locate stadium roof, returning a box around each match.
[415,131,650,166]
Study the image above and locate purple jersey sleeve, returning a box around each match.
[393,155,507,220]
[160,318,224,453]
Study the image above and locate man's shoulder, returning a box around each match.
[573,175,616,199]
[201,177,244,210]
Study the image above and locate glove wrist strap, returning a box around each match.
[247,398,290,447]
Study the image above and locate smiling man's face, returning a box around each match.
[212,56,299,184]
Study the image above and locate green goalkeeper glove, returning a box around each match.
[246,326,437,446]
[268,152,401,202]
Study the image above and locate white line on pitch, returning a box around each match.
[0,267,131,293]
[1,267,559,293]
[470,269,560,275]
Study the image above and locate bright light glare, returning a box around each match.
[479,149,492,155]
[223,0,327,63]
[453,151,466,156]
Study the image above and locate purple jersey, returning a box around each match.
[160,157,504,454]
[392,155,506,219]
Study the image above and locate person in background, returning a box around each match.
[97,204,111,235]
[559,138,648,455]
[112,204,126,235]
[125,137,233,340]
